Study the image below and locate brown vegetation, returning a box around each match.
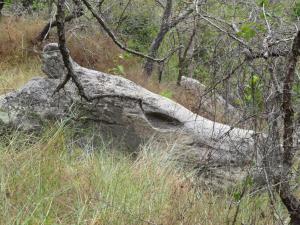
[0,16,211,120]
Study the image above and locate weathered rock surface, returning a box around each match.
[180,76,239,121]
[0,43,256,182]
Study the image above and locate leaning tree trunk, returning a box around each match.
[143,1,194,77]
[144,27,169,76]
[177,55,189,85]
[143,0,172,77]
[176,26,196,85]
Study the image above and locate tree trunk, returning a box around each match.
[176,26,196,85]
[143,3,194,77]
[277,30,300,225]
[0,1,4,15]
[277,182,300,225]
[144,27,169,76]
[177,57,189,85]
[143,0,172,76]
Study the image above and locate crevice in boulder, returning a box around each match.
[145,112,183,129]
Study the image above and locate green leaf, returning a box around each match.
[257,0,269,7]
[110,65,125,75]
[251,74,260,86]
[233,191,242,201]
[116,65,125,75]
[245,95,252,102]
[243,74,263,110]
[237,23,257,41]
[294,2,300,17]
[244,176,254,187]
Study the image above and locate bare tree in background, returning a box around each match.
[176,19,197,85]
[143,0,194,76]
[275,30,300,225]
[0,0,4,15]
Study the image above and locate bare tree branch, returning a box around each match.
[34,0,84,43]
[54,0,89,100]
[115,0,133,31]
[197,11,250,49]
[82,0,178,63]
[154,0,164,9]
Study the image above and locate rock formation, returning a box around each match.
[180,76,239,121]
[0,43,256,183]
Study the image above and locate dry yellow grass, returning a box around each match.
[0,59,42,94]
[0,16,44,93]
[0,124,286,225]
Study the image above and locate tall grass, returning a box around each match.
[0,123,287,225]
[0,59,41,94]
[0,16,43,94]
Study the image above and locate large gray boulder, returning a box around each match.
[0,43,256,182]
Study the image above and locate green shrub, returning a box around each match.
[120,14,158,51]
[294,2,300,17]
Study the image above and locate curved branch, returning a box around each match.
[81,0,176,63]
